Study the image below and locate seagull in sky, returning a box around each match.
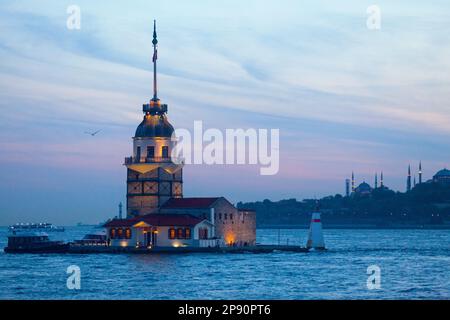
[84,129,102,136]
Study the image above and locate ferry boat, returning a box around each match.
[4,231,69,253]
[73,230,107,246]
[8,222,65,232]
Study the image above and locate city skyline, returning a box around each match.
[1,1,450,224]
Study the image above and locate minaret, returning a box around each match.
[374,173,378,189]
[345,179,350,197]
[380,171,384,188]
[118,202,123,219]
[414,176,416,188]
[124,21,183,217]
[407,164,412,192]
[419,161,422,184]
[351,172,355,192]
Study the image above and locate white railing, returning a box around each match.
[124,156,184,165]
[198,239,223,248]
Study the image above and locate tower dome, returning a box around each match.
[135,114,174,138]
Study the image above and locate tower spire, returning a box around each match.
[152,19,158,100]
[380,171,384,187]
[375,172,378,189]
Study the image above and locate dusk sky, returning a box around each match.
[1,1,450,225]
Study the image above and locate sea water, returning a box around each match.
[0,227,448,299]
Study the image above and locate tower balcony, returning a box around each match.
[124,156,184,165]
[143,102,168,115]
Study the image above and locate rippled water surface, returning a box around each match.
[0,227,449,299]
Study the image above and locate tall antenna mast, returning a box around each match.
[152,19,158,100]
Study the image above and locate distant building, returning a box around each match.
[347,171,390,196]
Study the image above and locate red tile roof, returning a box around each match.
[161,197,221,209]
[104,214,204,228]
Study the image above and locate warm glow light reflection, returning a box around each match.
[172,241,187,248]
[225,233,236,245]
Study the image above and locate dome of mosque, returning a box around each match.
[434,168,450,177]
[355,182,372,194]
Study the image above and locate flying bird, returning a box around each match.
[84,129,102,136]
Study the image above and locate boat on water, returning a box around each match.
[8,222,65,232]
[73,230,107,246]
[4,231,69,253]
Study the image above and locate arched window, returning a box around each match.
[177,228,184,239]
[117,228,124,239]
[185,228,191,239]
[110,228,116,239]
[125,228,132,239]
[199,228,208,240]
[169,228,176,239]
[162,146,169,158]
[147,146,155,159]
[136,147,141,161]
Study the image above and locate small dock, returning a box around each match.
[68,244,309,254]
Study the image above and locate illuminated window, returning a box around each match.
[177,228,184,239]
[110,228,116,239]
[125,228,132,239]
[185,228,191,239]
[169,228,176,239]
[117,228,124,239]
